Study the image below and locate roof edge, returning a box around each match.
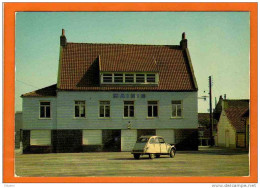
[185,48,198,91]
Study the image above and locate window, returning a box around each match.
[125,74,134,83]
[136,74,145,83]
[75,101,86,118]
[172,101,182,117]
[124,101,134,117]
[148,101,158,117]
[103,73,113,83]
[114,73,123,83]
[158,137,165,143]
[149,138,155,144]
[40,102,51,118]
[146,74,156,83]
[100,101,110,118]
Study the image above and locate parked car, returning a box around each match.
[131,135,176,159]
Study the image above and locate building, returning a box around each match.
[15,111,23,148]
[21,30,198,153]
[215,96,249,148]
[198,113,217,146]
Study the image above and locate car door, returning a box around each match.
[159,137,168,153]
[154,137,161,153]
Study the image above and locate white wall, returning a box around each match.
[56,91,198,130]
[217,110,236,148]
[23,97,57,130]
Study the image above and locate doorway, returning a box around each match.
[102,130,121,152]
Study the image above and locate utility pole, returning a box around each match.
[209,76,214,146]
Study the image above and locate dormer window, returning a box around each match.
[114,74,123,83]
[125,74,134,83]
[101,72,158,85]
[147,74,156,83]
[136,74,145,83]
[103,73,113,83]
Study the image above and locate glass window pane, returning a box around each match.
[40,106,45,118]
[172,101,181,105]
[148,101,157,105]
[153,106,158,117]
[147,74,156,83]
[130,106,134,117]
[75,106,79,117]
[114,74,123,83]
[124,106,128,117]
[100,101,110,105]
[46,106,50,118]
[80,106,85,117]
[125,74,134,83]
[136,74,145,83]
[41,102,50,106]
[124,101,134,105]
[105,106,110,117]
[177,105,182,117]
[148,106,153,117]
[172,104,176,117]
[100,106,104,117]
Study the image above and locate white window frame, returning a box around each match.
[101,72,158,85]
[147,101,159,118]
[123,101,135,118]
[39,101,51,119]
[74,100,86,118]
[99,101,111,118]
[171,100,183,118]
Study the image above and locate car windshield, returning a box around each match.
[137,137,149,143]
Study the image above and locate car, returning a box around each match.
[131,135,176,159]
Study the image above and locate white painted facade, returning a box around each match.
[23,91,198,151]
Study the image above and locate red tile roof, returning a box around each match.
[225,106,249,132]
[99,53,158,72]
[21,84,57,97]
[58,43,197,91]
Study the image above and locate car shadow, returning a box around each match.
[109,157,154,160]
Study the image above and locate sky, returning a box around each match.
[15,12,250,113]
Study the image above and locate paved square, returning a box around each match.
[15,147,249,177]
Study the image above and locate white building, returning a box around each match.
[21,30,198,153]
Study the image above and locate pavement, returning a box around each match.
[15,147,249,177]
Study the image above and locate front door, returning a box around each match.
[225,131,230,148]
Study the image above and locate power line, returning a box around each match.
[16,80,39,89]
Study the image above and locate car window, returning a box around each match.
[137,137,149,143]
[154,137,160,143]
[149,138,155,144]
[159,138,165,143]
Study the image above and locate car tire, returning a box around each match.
[155,154,160,158]
[149,154,155,159]
[134,154,140,159]
[170,148,176,158]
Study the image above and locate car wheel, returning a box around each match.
[134,154,140,159]
[170,149,176,158]
[155,154,160,158]
[149,154,155,159]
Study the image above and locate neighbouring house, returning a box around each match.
[15,111,23,148]
[21,29,198,153]
[215,96,249,149]
[198,113,217,146]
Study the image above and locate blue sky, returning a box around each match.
[15,12,250,112]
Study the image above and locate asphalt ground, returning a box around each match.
[15,147,249,177]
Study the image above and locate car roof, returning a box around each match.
[139,135,163,139]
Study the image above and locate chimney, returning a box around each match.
[60,29,67,47]
[180,32,188,50]
[224,94,227,100]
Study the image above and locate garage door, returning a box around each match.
[121,130,137,152]
[156,129,175,144]
[30,130,51,146]
[83,130,102,145]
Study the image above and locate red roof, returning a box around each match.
[225,106,249,132]
[58,43,197,91]
[21,84,57,97]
